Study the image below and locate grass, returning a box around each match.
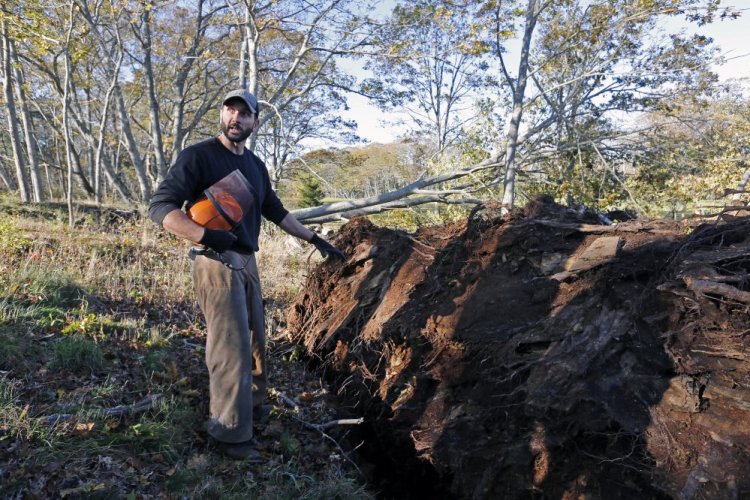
[0,333,21,369]
[51,336,105,373]
[0,378,49,442]
[0,195,373,499]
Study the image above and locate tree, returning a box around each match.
[628,87,750,216]
[9,37,44,201]
[363,0,489,153]
[469,0,723,209]
[298,174,325,208]
[1,18,31,203]
[232,0,372,184]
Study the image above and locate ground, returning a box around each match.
[0,198,372,499]
[3,195,750,498]
[287,196,750,499]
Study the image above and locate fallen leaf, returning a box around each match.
[75,422,95,434]
[187,453,209,470]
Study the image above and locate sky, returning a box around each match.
[337,6,750,147]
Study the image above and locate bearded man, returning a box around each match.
[148,89,344,461]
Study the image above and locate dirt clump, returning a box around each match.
[287,196,750,498]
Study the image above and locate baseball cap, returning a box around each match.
[222,89,258,114]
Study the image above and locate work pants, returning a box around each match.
[192,250,267,443]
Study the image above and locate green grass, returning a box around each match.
[0,218,31,253]
[51,336,105,373]
[0,333,21,369]
[0,197,373,498]
[0,378,49,442]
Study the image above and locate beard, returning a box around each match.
[221,119,253,143]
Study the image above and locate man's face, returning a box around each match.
[220,99,258,143]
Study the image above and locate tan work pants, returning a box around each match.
[192,250,267,443]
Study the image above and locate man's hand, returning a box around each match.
[199,228,237,253]
[310,234,345,260]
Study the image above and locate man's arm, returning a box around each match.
[162,208,238,252]
[162,209,206,243]
[277,213,316,242]
[277,213,345,260]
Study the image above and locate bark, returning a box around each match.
[500,0,545,210]
[238,13,248,89]
[139,8,168,183]
[68,142,96,197]
[21,51,96,198]
[62,1,76,227]
[93,48,123,204]
[0,134,16,189]
[0,168,14,190]
[1,19,30,203]
[10,39,43,202]
[242,2,261,151]
[683,276,750,304]
[115,86,150,201]
[67,109,131,201]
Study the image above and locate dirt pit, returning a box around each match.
[286,196,750,499]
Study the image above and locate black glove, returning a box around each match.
[310,234,345,260]
[199,228,237,253]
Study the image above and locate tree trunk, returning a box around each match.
[100,149,132,201]
[93,48,123,205]
[141,8,168,183]
[10,39,43,202]
[0,134,17,189]
[501,0,542,210]
[1,20,30,203]
[115,87,150,201]
[62,1,76,227]
[169,0,206,164]
[733,161,750,203]
[238,13,248,89]
[69,142,96,197]
[243,5,261,151]
[0,157,16,190]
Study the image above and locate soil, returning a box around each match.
[286,196,750,499]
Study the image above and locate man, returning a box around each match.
[148,89,345,461]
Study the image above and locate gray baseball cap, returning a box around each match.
[222,89,258,114]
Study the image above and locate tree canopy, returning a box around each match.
[0,0,745,223]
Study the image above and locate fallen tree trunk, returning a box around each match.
[38,394,162,425]
[290,154,502,222]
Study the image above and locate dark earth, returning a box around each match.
[287,196,750,499]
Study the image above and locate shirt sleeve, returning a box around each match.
[148,148,202,226]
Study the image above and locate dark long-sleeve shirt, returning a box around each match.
[148,137,289,253]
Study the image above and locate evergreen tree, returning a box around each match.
[298,175,325,208]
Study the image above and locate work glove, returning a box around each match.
[199,228,237,253]
[310,234,345,261]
